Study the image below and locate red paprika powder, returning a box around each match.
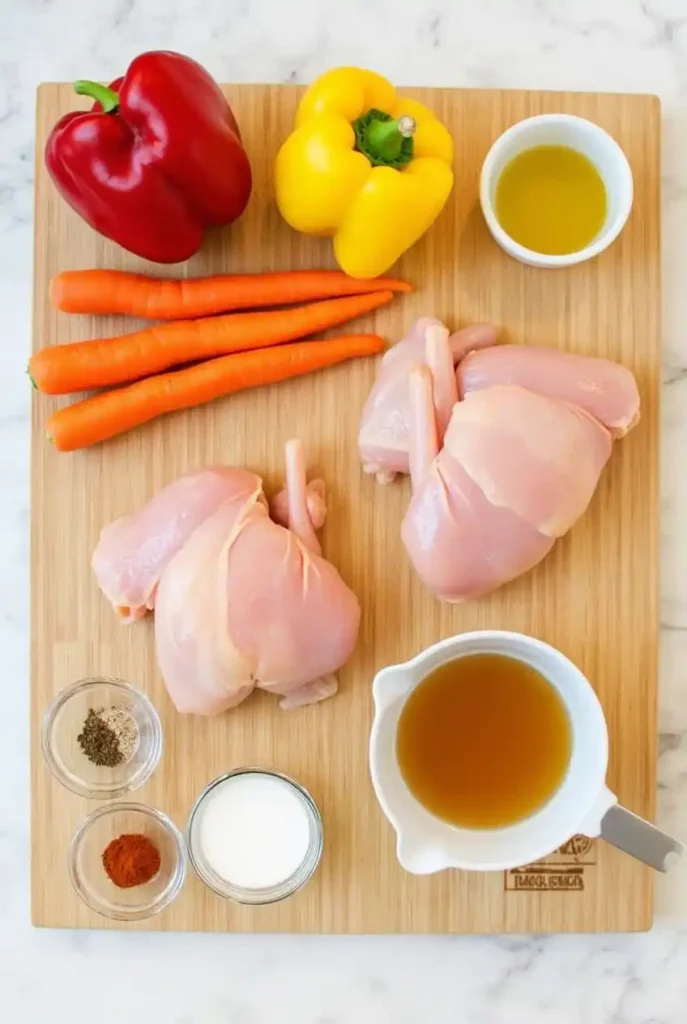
[102,833,161,888]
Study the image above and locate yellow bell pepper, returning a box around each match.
[275,67,454,279]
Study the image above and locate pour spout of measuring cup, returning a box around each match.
[600,805,684,873]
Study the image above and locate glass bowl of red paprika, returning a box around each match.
[68,803,187,921]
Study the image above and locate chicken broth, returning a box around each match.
[396,654,572,829]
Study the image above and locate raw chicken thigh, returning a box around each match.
[92,468,244,624]
[358,318,497,482]
[93,441,360,714]
[458,344,640,438]
[358,321,640,482]
[361,320,640,601]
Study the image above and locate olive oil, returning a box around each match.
[495,144,607,255]
[396,654,572,829]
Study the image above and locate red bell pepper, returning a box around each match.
[45,51,252,264]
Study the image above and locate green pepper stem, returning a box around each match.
[73,80,120,113]
[363,114,416,162]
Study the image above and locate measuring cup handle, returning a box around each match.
[577,785,618,837]
[600,805,684,873]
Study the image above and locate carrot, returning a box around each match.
[47,334,386,451]
[50,269,412,319]
[30,290,393,395]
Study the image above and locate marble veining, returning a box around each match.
[3,0,687,1021]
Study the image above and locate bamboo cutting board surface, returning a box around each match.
[31,84,660,932]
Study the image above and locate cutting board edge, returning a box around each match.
[29,82,661,935]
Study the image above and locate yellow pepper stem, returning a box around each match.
[353,108,416,168]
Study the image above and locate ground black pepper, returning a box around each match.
[77,708,124,766]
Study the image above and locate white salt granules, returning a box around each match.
[197,772,312,890]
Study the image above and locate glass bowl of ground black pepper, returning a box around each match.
[69,803,187,921]
[42,678,163,799]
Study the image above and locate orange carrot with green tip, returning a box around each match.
[46,333,385,451]
[30,290,393,395]
[50,268,412,319]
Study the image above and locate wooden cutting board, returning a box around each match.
[31,83,660,932]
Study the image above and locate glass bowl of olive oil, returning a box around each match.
[480,113,633,268]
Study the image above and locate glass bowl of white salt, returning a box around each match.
[186,768,323,904]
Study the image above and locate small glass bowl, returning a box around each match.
[187,768,323,905]
[42,678,162,799]
[69,803,187,921]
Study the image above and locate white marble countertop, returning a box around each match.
[3,0,687,1020]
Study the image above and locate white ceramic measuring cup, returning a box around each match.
[369,631,682,875]
[479,114,633,268]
